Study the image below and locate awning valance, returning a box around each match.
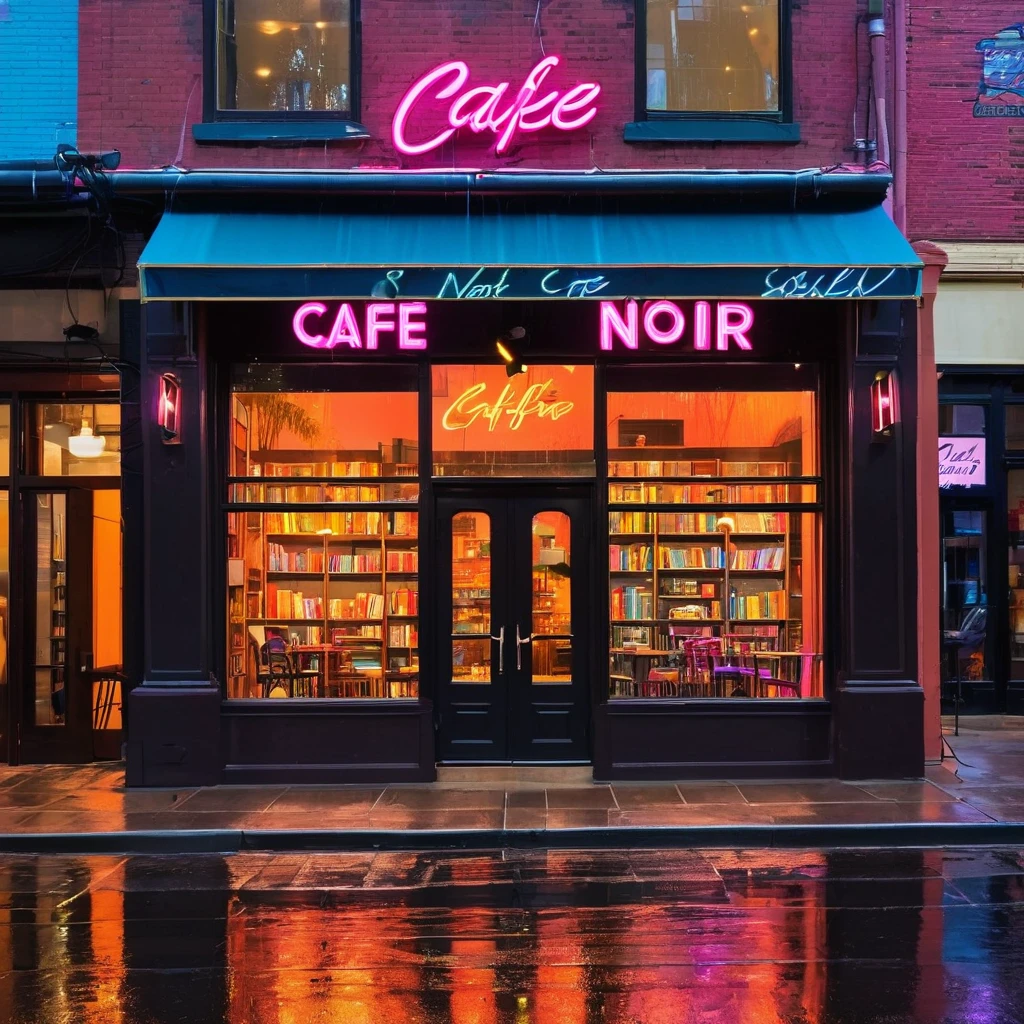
[138,206,922,302]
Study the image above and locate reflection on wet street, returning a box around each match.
[1,847,1023,1023]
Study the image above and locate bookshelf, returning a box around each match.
[241,509,418,699]
[608,455,803,697]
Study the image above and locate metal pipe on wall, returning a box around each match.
[868,17,892,169]
[893,0,908,231]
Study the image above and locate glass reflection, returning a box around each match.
[0,848,1017,1024]
[451,512,492,684]
[532,512,572,685]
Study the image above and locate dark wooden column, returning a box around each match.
[125,303,221,786]
[833,299,925,778]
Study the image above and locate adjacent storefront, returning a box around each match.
[934,244,1024,715]
[125,176,926,784]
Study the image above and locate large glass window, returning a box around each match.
[225,378,419,699]
[1009,471,1024,684]
[607,388,822,700]
[431,365,595,477]
[0,403,9,476]
[216,0,353,115]
[644,0,780,114]
[27,403,121,477]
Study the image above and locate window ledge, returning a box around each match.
[624,119,801,144]
[193,121,371,144]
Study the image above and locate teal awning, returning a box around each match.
[138,206,922,301]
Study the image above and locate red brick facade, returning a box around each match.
[907,4,1024,241]
[79,0,872,173]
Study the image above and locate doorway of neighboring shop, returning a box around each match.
[436,487,592,763]
[1,397,124,764]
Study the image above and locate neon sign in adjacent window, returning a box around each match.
[392,56,601,156]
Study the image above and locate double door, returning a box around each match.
[437,488,591,762]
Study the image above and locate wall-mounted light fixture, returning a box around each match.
[497,326,527,377]
[158,373,182,444]
[871,369,898,438]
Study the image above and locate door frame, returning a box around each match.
[434,481,596,764]
[0,381,123,765]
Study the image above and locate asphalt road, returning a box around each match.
[1,846,1022,1023]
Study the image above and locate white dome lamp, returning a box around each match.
[68,417,106,459]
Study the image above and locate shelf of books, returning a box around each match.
[231,508,419,699]
[607,455,805,699]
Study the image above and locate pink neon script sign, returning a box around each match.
[293,302,428,350]
[599,300,755,351]
[392,56,601,156]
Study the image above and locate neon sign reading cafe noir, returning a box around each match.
[292,301,756,353]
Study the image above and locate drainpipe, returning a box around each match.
[868,15,891,168]
[893,0,908,231]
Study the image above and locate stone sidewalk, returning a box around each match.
[0,719,1021,851]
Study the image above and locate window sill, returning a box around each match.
[193,121,371,144]
[624,119,801,144]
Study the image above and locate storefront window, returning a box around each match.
[645,0,780,113]
[216,0,353,115]
[431,365,595,477]
[1009,471,1024,683]
[0,403,9,476]
[225,380,419,699]
[607,388,822,699]
[27,403,121,477]
[1007,405,1024,450]
[938,403,986,436]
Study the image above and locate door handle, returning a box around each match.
[489,626,505,675]
[516,624,532,670]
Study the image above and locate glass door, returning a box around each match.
[437,489,591,763]
[18,488,123,763]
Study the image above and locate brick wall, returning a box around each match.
[0,0,78,160]
[907,4,1024,242]
[78,0,873,173]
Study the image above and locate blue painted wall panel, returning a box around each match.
[0,0,77,160]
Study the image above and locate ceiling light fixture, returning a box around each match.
[68,422,106,459]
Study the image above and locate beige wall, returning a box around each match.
[933,243,1024,366]
[0,287,137,344]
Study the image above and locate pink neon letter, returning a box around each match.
[392,61,469,156]
[716,302,754,351]
[694,301,711,350]
[599,300,638,350]
[293,302,329,348]
[327,304,362,349]
[398,302,428,349]
[642,301,685,345]
[366,303,395,350]
[551,83,601,130]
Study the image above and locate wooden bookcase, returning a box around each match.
[607,455,803,698]
[227,445,419,700]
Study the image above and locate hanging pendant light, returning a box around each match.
[68,421,106,459]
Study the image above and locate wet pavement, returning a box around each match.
[1,846,1023,1023]
[0,721,1020,851]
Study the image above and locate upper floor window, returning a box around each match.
[215,0,354,117]
[627,0,796,140]
[644,0,780,114]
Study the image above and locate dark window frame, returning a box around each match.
[626,0,799,144]
[198,0,367,142]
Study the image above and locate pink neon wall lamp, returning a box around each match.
[392,56,601,156]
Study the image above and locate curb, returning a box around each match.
[1,820,1023,854]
